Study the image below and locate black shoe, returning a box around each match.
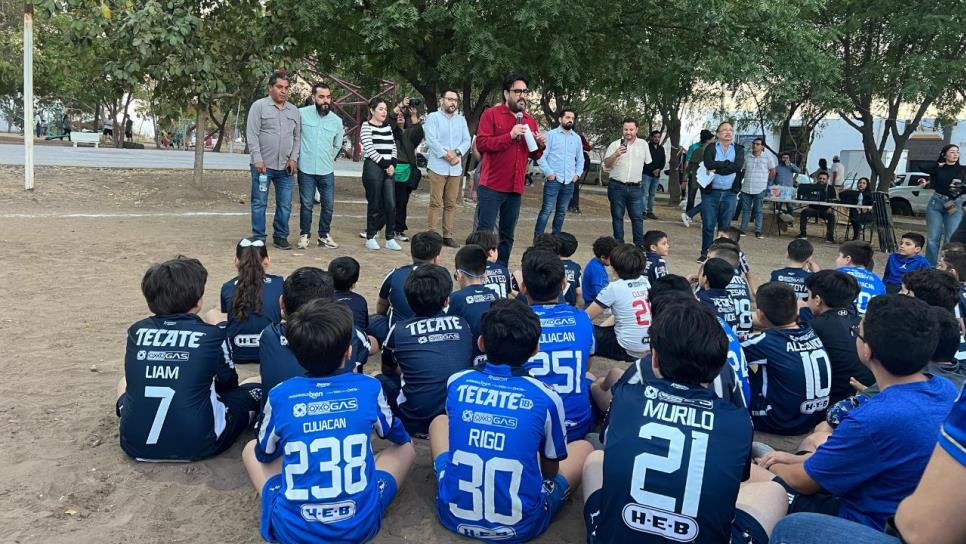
[443,237,460,248]
[645,212,658,220]
[273,238,292,250]
[569,207,582,215]
[696,255,708,264]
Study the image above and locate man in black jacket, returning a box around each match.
[698,121,744,262]
[798,171,837,243]
[642,130,666,220]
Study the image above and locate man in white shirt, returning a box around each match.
[739,137,777,239]
[830,155,846,188]
[423,89,471,248]
[602,118,651,247]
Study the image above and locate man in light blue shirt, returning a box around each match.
[297,82,344,249]
[535,109,585,236]
[423,89,471,247]
[698,121,745,261]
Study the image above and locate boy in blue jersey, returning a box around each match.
[429,299,593,543]
[466,230,512,299]
[259,267,374,399]
[380,264,474,436]
[743,282,831,435]
[753,295,956,531]
[448,244,499,347]
[329,256,369,331]
[883,232,930,294]
[770,238,818,302]
[369,231,444,345]
[243,298,415,544]
[582,298,788,544]
[556,232,583,307]
[835,240,885,315]
[582,236,618,306]
[518,249,596,440]
[696,257,740,330]
[117,257,262,461]
[642,229,670,284]
[709,241,754,339]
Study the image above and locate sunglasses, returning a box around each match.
[239,239,265,248]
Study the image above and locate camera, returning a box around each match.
[949,178,963,198]
[409,97,422,107]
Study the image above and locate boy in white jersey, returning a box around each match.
[586,243,652,361]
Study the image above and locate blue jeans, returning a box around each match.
[607,181,645,246]
[739,189,767,235]
[770,513,898,544]
[642,174,659,213]
[297,171,335,237]
[925,192,964,264]
[250,165,293,242]
[534,180,575,236]
[476,185,522,266]
[700,189,737,256]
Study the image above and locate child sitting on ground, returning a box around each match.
[770,238,819,302]
[447,244,499,348]
[696,257,741,333]
[940,249,966,322]
[835,240,885,315]
[556,232,584,307]
[586,244,652,362]
[242,298,415,543]
[883,232,931,294]
[466,230,512,299]
[370,231,445,345]
[582,236,619,306]
[642,229,670,284]
[329,256,369,331]
[721,225,756,293]
[709,240,754,339]
[118,257,261,461]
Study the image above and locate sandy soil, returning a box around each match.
[0,165,862,543]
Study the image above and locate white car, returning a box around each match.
[888,172,932,216]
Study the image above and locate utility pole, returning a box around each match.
[23,3,34,191]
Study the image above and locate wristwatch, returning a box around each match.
[455,150,462,157]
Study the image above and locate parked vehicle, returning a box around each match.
[888,172,932,216]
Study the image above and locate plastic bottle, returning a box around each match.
[258,173,268,192]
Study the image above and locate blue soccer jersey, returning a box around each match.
[119,313,239,461]
[939,386,966,467]
[725,270,754,339]
[837,266,885,315]
[524,304,595,440]
[718,318,751,406]
[483,261,512,299]
[582,257,610,306]
[447,284,499,342]
[770,267,812,301]
[562,259,583,307]
[436,363,569,542]
[743,326,832,435]
[256,372,411,544]
[589,360,753,543]
[644,252,669,285]
[385,313,474,435]
[259,322,372,401]
[220,274,285,363]
[697,289,739,332]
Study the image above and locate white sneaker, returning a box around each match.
[297,234,310,249]
[678,200,687,211]
[385,239,402,251]
[365,238,380,250]
[318,235,339,249]
[394,232,410,242]
[681,212,692,227]
[359,231,367,239]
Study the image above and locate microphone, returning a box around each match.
[515,112,523,139]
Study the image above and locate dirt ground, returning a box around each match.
[0,165,884,543]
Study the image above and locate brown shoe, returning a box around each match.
[443,237,460,248]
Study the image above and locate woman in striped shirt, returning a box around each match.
[360,97,400,250]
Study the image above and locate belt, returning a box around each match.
[610,179,640,186]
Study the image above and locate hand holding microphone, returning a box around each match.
[511,112,525,139]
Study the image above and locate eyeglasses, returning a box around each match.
[239,238,265,248]
[509,89,530,96]
[453,269,484,281]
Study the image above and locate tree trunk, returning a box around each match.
[193,104,207,185]
[209,104,227,152]
[665,112,683,203]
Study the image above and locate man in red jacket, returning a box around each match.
[475,73,546,265]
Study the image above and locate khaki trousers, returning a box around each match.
[427,170,461,238]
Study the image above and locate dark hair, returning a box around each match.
[708,242,740,269]
[942,250,966,281]
[282,267,334,315]
[900,232,926,249]
[755,282,798,326]
[555,232,578,257]
[856,177,871,191]
[932,307,960,363]
[559,108,577,119]
[404,264,452,316]
[643,230,668,252]
[818,158,828,169]
[715,121,733,132]
[903,268,960,311]
[622,117,638,127]
[650,290,700,317]
[719,226,742,243]
[752,137,765,146]
[780,151,791,158]
[592,236,620,259]
[943,242,966,255]
[648,275,693,302]
[839,240,875,269]
[231,239,268,321]
[441,88,459,98]
[141,256,207,315]
[650,130,662,137]
[466,230,498,252]
[787,238,814,263]
[521,249,565,302]
[533,233,562,255]
[816,171,830,181]
[939,144,960,165]
[700,129,714,143]
[502,73,529,93]
[805,270,859,309]
[455,245,488,277]
[609,244,647,280]
[480,299,540,366]
[862,295,937,375]
[702,258,734,289]
[411,231,444,262]
[268,69,290,87]
[285,298,353,376]
[328,256,360,291]
[311,82,330,96]
[368,96,387,112]
[651,299,728,384]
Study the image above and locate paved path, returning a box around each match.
[0,142,364,176]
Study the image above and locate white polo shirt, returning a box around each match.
[603,138,651,184]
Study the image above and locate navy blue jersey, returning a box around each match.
[725,271,754,339]
[256,372,410,543]
[220,274,284,363]
[483,261,512,299]
[956,284,966,325]
[697,289,739,332]
[838,266,885,315]
[743,326,832,435]
[770,267,812,301]
[644,252,669,285]
[119,313,239,461]
[563,259,582,307]
[447,284,499,342]
[524,304,595,439]
[385,314,474,434]
[437,363,568,541]
[259,322,372,402]
[334,290,369,331]
[594,360,753,543]
[379,263,426,326]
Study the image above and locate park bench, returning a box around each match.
[71,131,101,148]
